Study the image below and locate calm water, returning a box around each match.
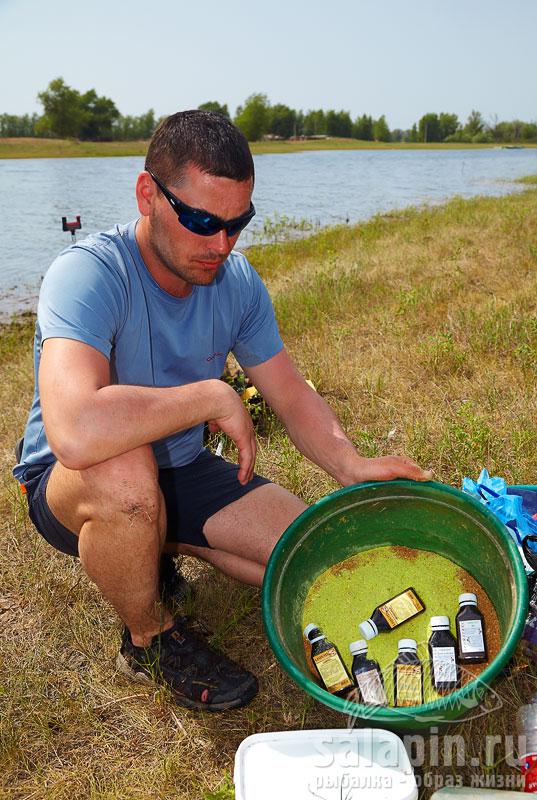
[1,147,536,317]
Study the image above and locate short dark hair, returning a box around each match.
[145,110,254,186]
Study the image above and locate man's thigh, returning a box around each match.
[201,483,307,565]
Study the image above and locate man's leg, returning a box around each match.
[167,484,307,587]
[45,444,172,646]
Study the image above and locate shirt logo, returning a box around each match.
[206,351,224,362]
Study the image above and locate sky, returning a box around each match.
[1,0,536,130]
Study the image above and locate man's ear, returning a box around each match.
[136,171,155,217]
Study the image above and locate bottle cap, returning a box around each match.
[358,619,378,640]
[398,638,417,651]
[303,623,321,640]
[349,639,368,655]
[459,593,477,605]
[430,615,450,629]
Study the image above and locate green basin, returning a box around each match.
[262,480,528,731]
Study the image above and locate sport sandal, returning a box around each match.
[116,617,258,712]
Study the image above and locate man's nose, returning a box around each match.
[211,228,232,253]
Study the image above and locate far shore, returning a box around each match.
[1,136,535,160]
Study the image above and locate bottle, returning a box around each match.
[456,592,488,663]
[394,638,423,707]
[517,693,537,792]
[349,639,388,706]
[428,615,460,694]
[358,587,425,640]
[303,624,354,697]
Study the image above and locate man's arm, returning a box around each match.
[245,348,432,485]
[39,338,256,484]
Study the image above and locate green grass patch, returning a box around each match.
[0,136,524,160]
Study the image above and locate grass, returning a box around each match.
[2,180,537,797]
[0,136,527,160]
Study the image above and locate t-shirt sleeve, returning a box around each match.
[38,245,126,359]
[231,260,283,368]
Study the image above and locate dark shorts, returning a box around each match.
[23,450,271,558]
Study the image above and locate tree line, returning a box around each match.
[1,79,536,145]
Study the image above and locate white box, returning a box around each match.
[234,728,418,800]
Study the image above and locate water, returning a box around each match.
[0,147,536,317]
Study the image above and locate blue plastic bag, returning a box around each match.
[462,469,537,570]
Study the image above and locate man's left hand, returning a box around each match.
[341,455,433,486]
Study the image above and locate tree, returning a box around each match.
[353,114,373,140]
[234,93,270,141]
[325,109,352,137]
[438,113,459,140]
[198,101,230,118]
[37,77,85,138]
[372,115,391,142]
[79,89,119,140]
[303,109,326,136]
[267,103,296,138]
[418,113,441,142]
[464,110,485,138]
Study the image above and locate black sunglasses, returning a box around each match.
[147,170,255,237]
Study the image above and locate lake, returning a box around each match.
[0,147,536,317]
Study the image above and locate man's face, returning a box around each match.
[139,163,253,293]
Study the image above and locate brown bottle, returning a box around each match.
[428,616,460,694]
[456,593,488,663]
[304,624,354,697]
[394,638,423,707]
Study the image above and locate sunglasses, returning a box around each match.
[147,170,256,237]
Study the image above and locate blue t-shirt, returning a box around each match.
[13,220,283,482]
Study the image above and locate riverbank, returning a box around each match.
[1,136,531,159]
[1,182,537,798]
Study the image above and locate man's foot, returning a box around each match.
[159,554,194,607]
[116,617,259,712]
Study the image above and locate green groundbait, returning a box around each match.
[262,480,529,731]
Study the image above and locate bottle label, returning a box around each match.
[432,646,458,683]
[356,668,388,706]
[520,752,537,792]
[379,590,423,628]
[459,619,485,654]
[313,649,353,693]
[396,664,422,706]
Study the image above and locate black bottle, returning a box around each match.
[428,615,460,693]
[455,593,488,663]
[358,587,425,640]
[394,638,423,707]
[349,639,388,706]
[303,624,354,697]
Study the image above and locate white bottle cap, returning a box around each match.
[398,638,417,652]
[430,615,450,629]
[349,639,368,655]
[303,623,320,639]
[358,618,378,640]
[459,593,477,605]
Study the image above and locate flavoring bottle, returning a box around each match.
[394,638,423,707]
[303,624,354,697]
[349,639,388,706]
[517,693,537,792]
[358,587,425,640]
[428,615,460,694]
[455,593,488,663]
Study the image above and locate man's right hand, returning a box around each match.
[39,338,257,473]
[207,383,257,485]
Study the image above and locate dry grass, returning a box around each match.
[2,184,537,798]
[0,136,512,161]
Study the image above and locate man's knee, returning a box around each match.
[47,444,164,535]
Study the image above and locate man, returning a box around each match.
[14,111,431,712]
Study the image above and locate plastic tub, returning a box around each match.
[234,728,417,800]
[262,480,528,731]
